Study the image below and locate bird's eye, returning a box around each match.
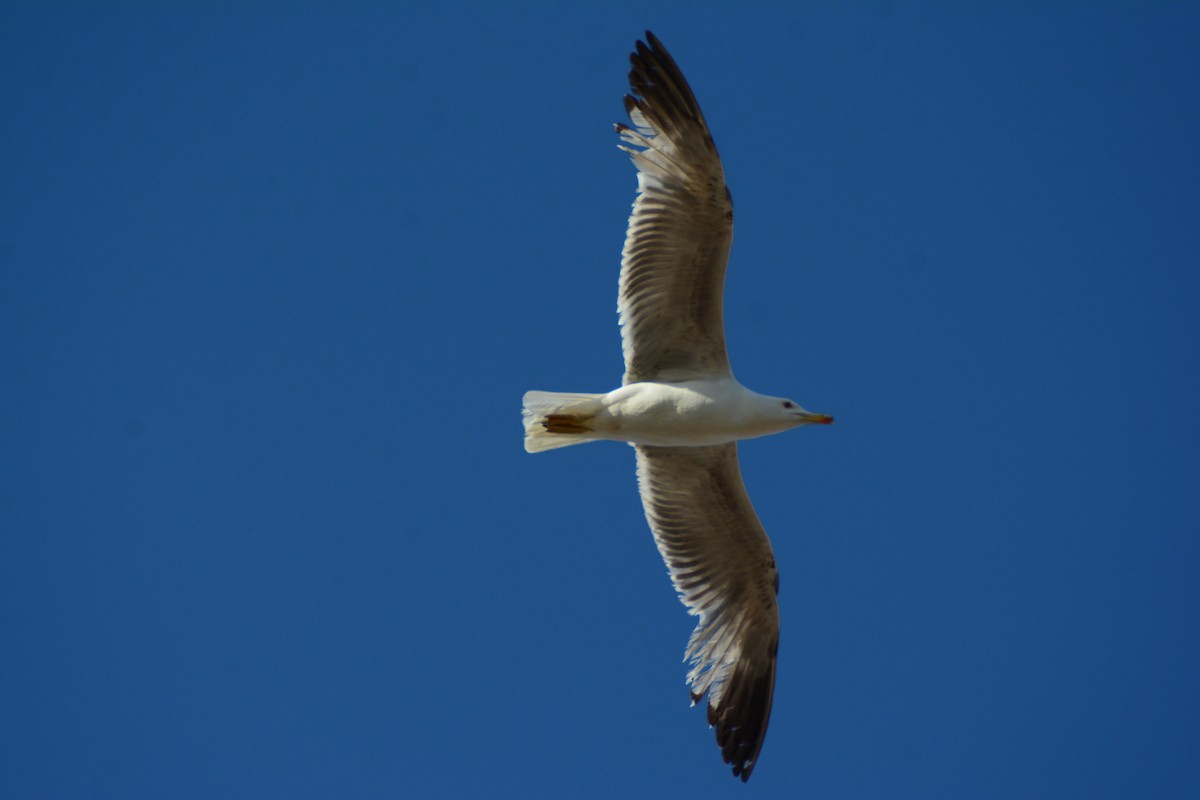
[782,401,795,409]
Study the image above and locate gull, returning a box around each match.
[522,31,833,781]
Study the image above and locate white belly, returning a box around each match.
[592,378,764,447]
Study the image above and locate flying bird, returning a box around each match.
[522,31,833,781]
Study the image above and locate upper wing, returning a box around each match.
[616,32,734,384]
[634,442,779,781]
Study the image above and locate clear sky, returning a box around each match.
[3,3,1198,798]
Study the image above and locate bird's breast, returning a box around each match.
[594,380,753,447]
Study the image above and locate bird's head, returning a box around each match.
[776,398,834,429]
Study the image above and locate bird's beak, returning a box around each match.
[796,412,834,425]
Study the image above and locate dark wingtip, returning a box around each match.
[622,29,708,137]
[703,645,776,782]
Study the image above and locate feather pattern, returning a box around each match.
[617,32,734,384]
[635,442,779,781]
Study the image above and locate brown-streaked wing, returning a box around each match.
[616,32,734,384]
[634,442,779,781]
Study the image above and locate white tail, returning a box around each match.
[522,390,607,453]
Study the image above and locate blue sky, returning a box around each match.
[3,3,1198,798]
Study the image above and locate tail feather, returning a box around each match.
[522,390,606,453]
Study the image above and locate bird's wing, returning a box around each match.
[635,442,779,781]
[616,32,734,384]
